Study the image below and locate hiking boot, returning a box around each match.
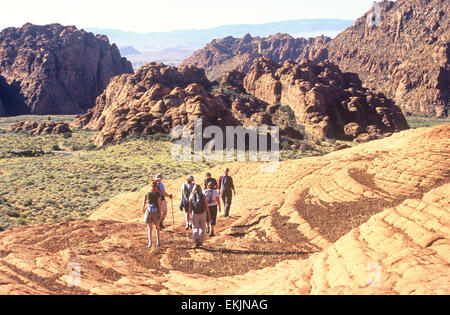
[185,224,190,230]
[194,240,200,249]
[156,240,162,247]
[209,231,215,237]
[206,226,210,234]
[159,222,165,230]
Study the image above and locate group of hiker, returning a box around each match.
[142,168,236,249]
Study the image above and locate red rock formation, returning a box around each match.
[0,23,133,115]
[242,57,409,141]
[324,0,449,117]
[0,75,27,116]
[10,121,71,135]
[72,59,408,146]
[182,33,330,81]
[71,63,241,146]
[0,98,5,117]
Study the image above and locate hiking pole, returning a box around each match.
[171,198,175,233]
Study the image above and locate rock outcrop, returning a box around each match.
[0,124,448,295]
[0,97,5,117]
[72,59,409,145]
[71,63,241,146]
[9,121,71,135]
[0,75,27,116]
[324,0,450,117]
[0,23,133,115]
[242,57,409,141]
[182,33,330,81]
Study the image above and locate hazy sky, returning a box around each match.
[0,0,379,33]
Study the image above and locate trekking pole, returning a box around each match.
[171,198,175,233]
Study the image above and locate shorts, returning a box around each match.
[144,210,160,225]
[209,205,218,226]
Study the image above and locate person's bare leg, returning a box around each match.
[147,224,153,248]
[156,224,161,246]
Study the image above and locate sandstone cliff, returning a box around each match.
[324,0,449,117]
[242,57,409,141]
[0,23,133,116]
[182,0,449,117]
[0,74,28,116]
[182,33,330,81]
[0,98,4,117]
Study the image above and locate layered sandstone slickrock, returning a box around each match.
[242,57,409,140]
[9,121,71,135]
[0,23,133,116]
[324,0,450,117]
[0,125,448,295]
[182,33,330,81]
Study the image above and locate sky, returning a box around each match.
[0,0,380,33]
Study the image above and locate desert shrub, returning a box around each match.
[72,144,83,151]
[52,144,61,151]
[16,217,26,226]
[5,210,20,218]
[63,133,72,139]
[85,144,97,151]
[23,199,33,207]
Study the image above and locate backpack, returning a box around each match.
[191,192,205,214]
[205,178,217,189]
[182,183,193,201]
[205,189,215,204]
[146,192,159,214]
[146,204,159,214]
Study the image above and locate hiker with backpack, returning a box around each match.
[154,174,173,230]
[203,172,218,190]
[180,175,195,230]
[203,182,221,237]
[188,184,211,248]
[142,181,163,248]
[218,168,236,218]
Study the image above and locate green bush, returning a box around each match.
[16,217,26,226]
[5,210,20,218]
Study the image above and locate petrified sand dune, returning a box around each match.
[0,124,448,295]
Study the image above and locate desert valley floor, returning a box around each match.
[0,124,449,295]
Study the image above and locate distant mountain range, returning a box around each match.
[86,18,353,68]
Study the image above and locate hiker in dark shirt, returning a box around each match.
[203,172,218,190]
[219,168,236,218]
[142,181,163,248]
[180,175,195,230]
